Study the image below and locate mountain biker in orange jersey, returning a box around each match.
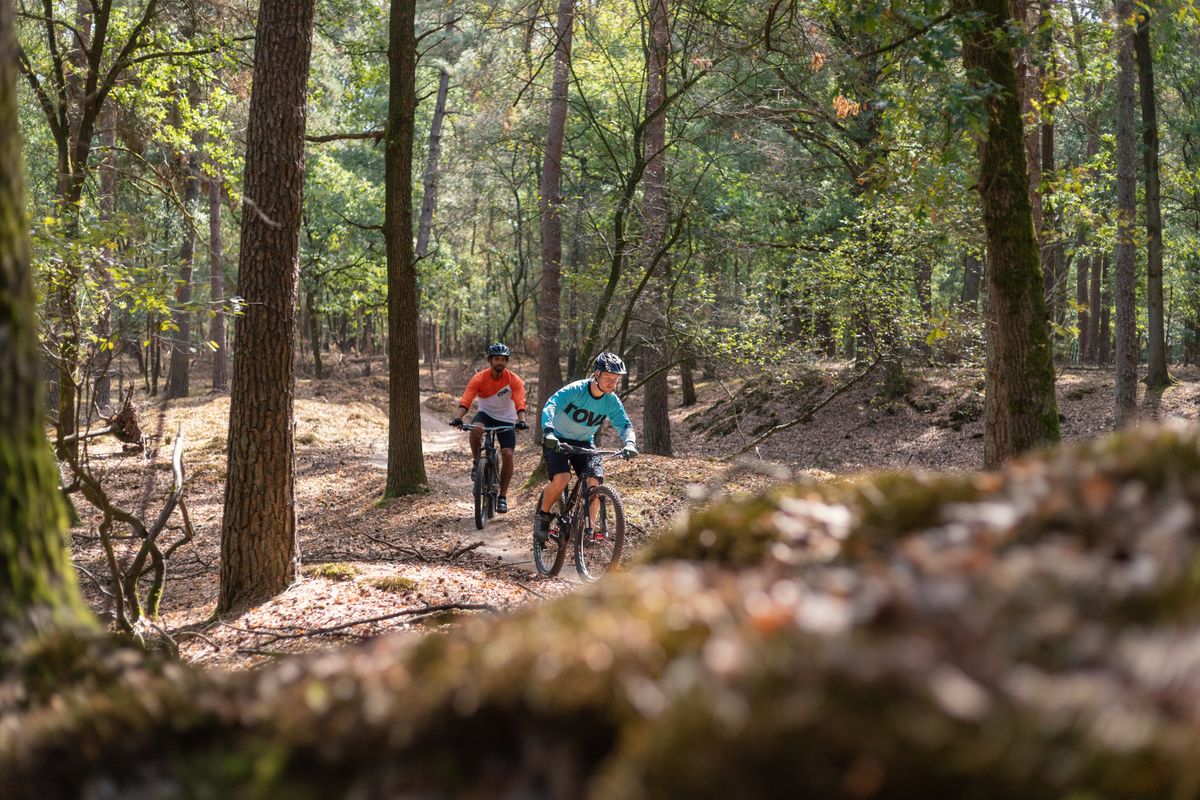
[535,352,637,541]
[450,343,528,513]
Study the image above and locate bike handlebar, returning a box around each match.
[553,442,624,457]
[451,422,518,432]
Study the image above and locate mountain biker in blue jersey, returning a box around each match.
[535,352,638,542]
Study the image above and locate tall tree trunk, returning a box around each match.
[536,0,575,437]
[956,0,1060,467]
[1113,0,1138,425]
[1133,5,1169,387]
[1088,253,1103,363]
[679,350,697,407]
[1098,254,1112,365]
[416,66,450,369]
[209,167,229,392]
[1038,0,1064,330]
[218,0,315,613]
[640,0,673,456]
[384,0,428,496]
[165,148,199,399]
[93,104,117,409]
[307,287,323,380]
[1011,0,1048,319]
[961,250,982,308]
[0,1,95,654]
[916,257,933,357]
[1075,243,1089,364]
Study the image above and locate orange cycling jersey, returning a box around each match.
[459,368,527,423]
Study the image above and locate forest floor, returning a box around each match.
[67,355,1200,670]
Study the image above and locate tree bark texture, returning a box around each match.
[0,1,94,654]
[536,0,575,432]
[165,149,199,399]
[1010,0,1048,316]
[218,0,315,613]
[384,0,428,496]
[209,167,229,392]
[639,0,673,456]
[956,0,1060,467]
[1133,6,1169,387]
[1113,0,1138,425]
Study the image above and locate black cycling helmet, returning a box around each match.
[486,342,511,358]
[593,352,627,375]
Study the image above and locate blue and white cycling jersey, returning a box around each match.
[541,379,636,447]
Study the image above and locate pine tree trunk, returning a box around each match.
[1099,255,1112,365]
[1133,6,1169,387]
[1113,0,1138,425]
[961,251,982,308]
[165,149,199,399]
[679,351,697,407]
[93,105,117,409]
[956,0,1060,467]
[1,1,95,654]
[1075,241,1089,364]
[536,0,575,436]
[209,167,229,392]
[384,0,428,496]
[307,288,323,380]
[218,0,315,613]
[1088,254,1103,363]
[1010,0,1048,319]
[640,0,673,456]
[1039,0,1064,329]
[416,66,450,368]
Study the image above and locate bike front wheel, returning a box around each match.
[533,490,568,577]
[574,484,625,582]
[473,457,489,530]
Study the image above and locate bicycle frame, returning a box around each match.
[534,441,627,581]
[552,441,621,514]
[455,423,516,529]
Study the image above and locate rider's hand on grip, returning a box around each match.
[449,417,463,427]
[515,420,529,431]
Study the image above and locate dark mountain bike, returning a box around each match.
[452,422,515,530]
[533,443,627,582]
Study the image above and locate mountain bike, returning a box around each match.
[451,422,515,530]
[533,443,627,582]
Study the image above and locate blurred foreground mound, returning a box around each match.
[4,425,1200,798]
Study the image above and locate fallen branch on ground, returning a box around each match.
[444,540,484,560]
[225,603,499,642]
[360,532,430,562]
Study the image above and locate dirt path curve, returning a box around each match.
[369,396,541,573]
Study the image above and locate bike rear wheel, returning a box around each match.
[473,456,489,530]
[574,484,625,582]
[533,490,568,577]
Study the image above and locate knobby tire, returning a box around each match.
[533,489,568,577]
[574,484,625,582]
[473,456,489,530]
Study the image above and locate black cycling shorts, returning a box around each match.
[471,412,516,449]
[544,437,603,480]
